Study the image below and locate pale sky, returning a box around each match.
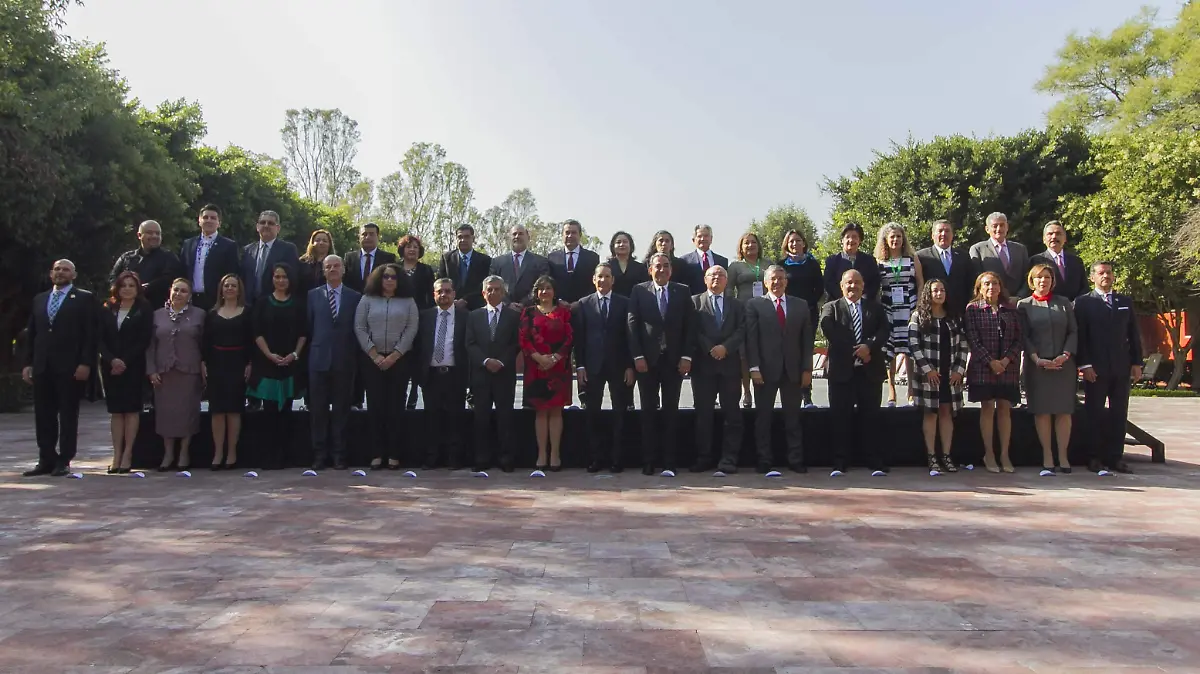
[66,0,1161,256]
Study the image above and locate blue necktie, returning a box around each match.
[460,252,470,289]
[658,287,668,317]
[714,296,723,327]
[941,249,952,275]
[48,290,65,324]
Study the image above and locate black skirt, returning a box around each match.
[102,365,146,414]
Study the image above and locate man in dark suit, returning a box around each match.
[572,262,634,472]
[438,223,492,311]
[677,225,730,295]
[1075,261,1144,475]
[306,255,361,472]
[548,219,601,303]
[489,224,550,306]
[180,204,240,311]
[1028,220,1086,301]
[110,220,184,308]
[916,219,974,314]
[241,210,301,306]
[746,265,814,475]
[820,269,891,476]
[416,278,471,470]
[690,265,747,474]
[344,222,397,294]
[823,222,881,302]
[21,260,96,477]
[969,212,1030,298]
[627,253,696,476]
[465,275,521,474]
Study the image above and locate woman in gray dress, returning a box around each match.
[147,278,205,471]
[726,232,765,408]
[1017,263,1078,475]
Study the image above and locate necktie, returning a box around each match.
[364,251,373,278]
[255,242,268,281]
[514,253,522,271]
[433,310,449,364]
[460,253,470,289]
[567,251,575,272]
[851,302,863,342]
[1056,253,1066,277]
[1105,292,1113,308]
[941,249,952,274]
[701,252,710,271]
[714,296,723,327]
[658,287,668,317]
[601,296,609,321]
[775,298,786,329]
[489,308,498,339]
[48,290,65,324]
[328,287,338,320]
[998,244,1011,271]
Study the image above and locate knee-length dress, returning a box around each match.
[879,256,918,357]
[247,295,307,407]
[908,316,970,411]
[519,305,574,410]
[204,309,252,413]
[99,301,152,414]
[964,300,1023,403]
[147,306,205,438]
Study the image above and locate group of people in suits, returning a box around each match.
[19,206,1145,480]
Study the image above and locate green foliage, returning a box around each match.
[821,129,1097,251]
[748,204,818,260]
[374,142,475,254]
[1037,3,1200,132]
[1130,388,1196,397]
[281,108,362,206]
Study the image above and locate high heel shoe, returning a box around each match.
[387,461,401,471]
[926,454,941,475]
[1000,456,1015,473]
[118,467,131,474]
[106,466,118,475]
[940,453,958,473]
[548,464,562,472]
[982,454,1000,473]
[369,460,384,471]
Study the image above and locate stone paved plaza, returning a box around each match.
[0,396,1198,673]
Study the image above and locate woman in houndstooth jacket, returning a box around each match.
[908,279,969,475]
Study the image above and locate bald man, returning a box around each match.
[22,259,97,477]
[110,220,185,307]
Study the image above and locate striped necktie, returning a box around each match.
[328,287,338,320]
[851,302,862,342]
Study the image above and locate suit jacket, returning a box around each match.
[571,293,632,378]
[820,297,890,383]
[626,281,695,368]
[677,250,730,295]
[242,239,301,306]
[344,248,398,293]
[691,292,746,378]
[180,234,240,296]
[1017,295,1077,364]
[489,250,551,305]
[306,285,362,373]
[146,306,205,375]
[744,294,814,385]
[1027,250,1087,301]
[969,239,1030,298]
[916,246,974,314]
[98,299,152,370]
[823,252,882,302]
[548,247,601,303]
[609,257,650,297]
[24,287,98,375]
[1074,290,1144,378]
[437,249,493,310]
[465,304,521,378]
[415,305,470,386]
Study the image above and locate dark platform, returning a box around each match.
[130,406,1161,470]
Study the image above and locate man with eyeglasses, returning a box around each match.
[241,210,300,307]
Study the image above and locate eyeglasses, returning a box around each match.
[382,274,398,280]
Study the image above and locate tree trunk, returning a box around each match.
[1163,309,1188,390]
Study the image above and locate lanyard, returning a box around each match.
[887,257,903,282]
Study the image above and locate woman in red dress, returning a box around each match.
[519,275,574,473]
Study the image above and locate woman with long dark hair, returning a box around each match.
[964,271,1023,473]
[608,230,648,297]
[203,273,252,469]
[642,230,696,291]
[247,263,307,470]
[99,271,152,473]
[520,275,574,475]
[908,278,969,475]
[355,262,419,469]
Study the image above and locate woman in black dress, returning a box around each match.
[778,229,824,407]
[608,230,648,297]
[247,263,307,470]
[398,233,435,409]
[298,229,336,296]
[203,273,252,469]
[99,271,152,473]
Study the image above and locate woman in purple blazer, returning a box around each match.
[147,278,206,471]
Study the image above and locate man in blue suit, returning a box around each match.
[306,255,361,471]
[241,210,301,306]
[677,224,729,295]
[180,204,240,310]
[572,262,634,473]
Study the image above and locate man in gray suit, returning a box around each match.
[465,275,522,474]
[690,266,746,474]
[489,224,551,307]
[306,255,361,471]
[242,210,301,306]
[746,265,814,475]
[969,212,1030,298]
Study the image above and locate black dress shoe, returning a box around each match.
[51,464,70,477]
[641,465,654,476]
[548,464,562,472]
[1059,466,1072,474]
[23,465,53,477]
[309,464,324,472]
[790,464,808,474]
[610,464,624,474]
[420,463,435,471]
[1087,458,1104,473]
[210,463,223,471]
[1113,462,1134,474]
[717,465,738,475]
[690,462,714,473]
[756,463,772,474]
[587,461,603,473]
[107,466,118,475]
[369,461,384,471]
[499,462,515,473]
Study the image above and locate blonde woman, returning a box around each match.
[874,223,924,407]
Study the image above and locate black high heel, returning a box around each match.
[548,463,562,472]
[106,466,118,475]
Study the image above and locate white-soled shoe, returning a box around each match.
[403,470,418,478]
[474,471,489,478]
[765,470,782,478]
[530,469,546,478]
[660,469,676,478]
[351,469,367,477]
[301,469,318,477]
[830,469,844,477]
[871,470,887,477]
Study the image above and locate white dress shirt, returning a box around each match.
[194,234,216,293]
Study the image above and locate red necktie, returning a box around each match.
[566,250,575,272]
[701,252,710,271]
[775,298,786,329]
[1056,254,1065,277]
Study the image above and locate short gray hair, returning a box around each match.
[693,224,713,237]
[322,254,344,266]
[985,212,1008,227]
[764,264,786,277]
[482,274,508,293]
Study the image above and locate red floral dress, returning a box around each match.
[519,305,574,410]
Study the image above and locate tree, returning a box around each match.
[477,189,542,256]
[1063,129,1200,388]
[1036,3,1200,132]
[748,204,818,260]
[821,129,1097,253]
[374,143,475,253]
[280,108,362,206]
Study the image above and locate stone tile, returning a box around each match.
[489,578,591,601]
[739,601,864,631]
[307,600,433,629]
[333,628,467,667]
[532,600,640,630]
[698,629,836,667]
[581,629,707,668]
[637,600,753,630]
[682,579,784,602]
[419,600,535,629]
[844,601,975,631]
[206,628,358,666]
[388,578,497,601]
[590,542,672,559]
[457,629,585,667]
[588,578,685,601]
